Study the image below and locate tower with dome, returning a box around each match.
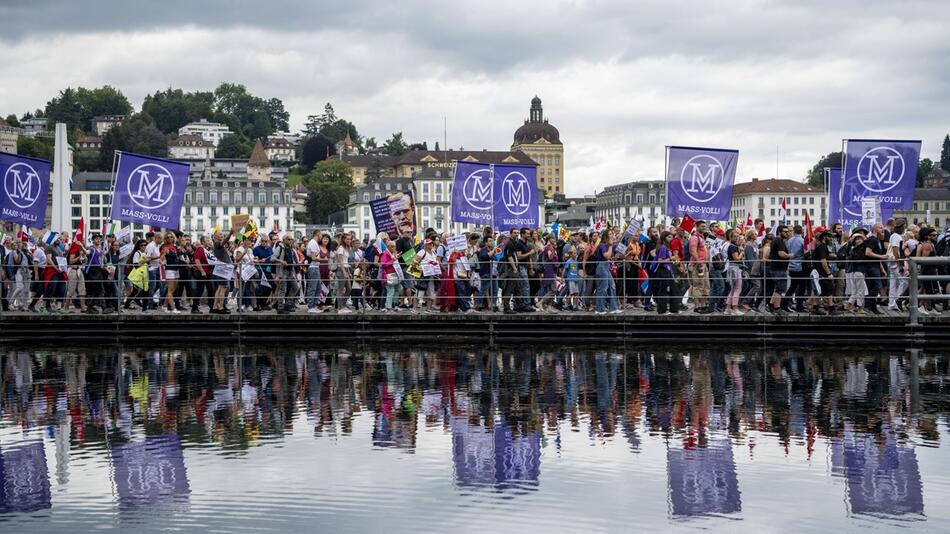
[512,95,564,196]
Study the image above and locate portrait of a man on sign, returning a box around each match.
[388,192,416,237]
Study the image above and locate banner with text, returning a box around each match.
[370,190,416,239]
[0,152,51,227]
[451,161,539,230]
[665,146,738,221]
[111,152,189,230]
[842,139,920,215]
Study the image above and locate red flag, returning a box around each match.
[757,222,766,236]
[803,211,815,252]
[272,221,279,233]
[745,211,753,228]
[69,217,85,256]
[679,213,695,233]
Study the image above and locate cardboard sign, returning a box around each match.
[230,214,251,234]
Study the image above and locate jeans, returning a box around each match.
[516,266,531,310]
[594,262,618,313]
[887,263,907,307]
[709,268,725,310]
[654,268,678,314]
[455,280,471,311]
[147,269,160,308]
[385,283,400,309]
[306,266,321,308]
[479,276,496,310]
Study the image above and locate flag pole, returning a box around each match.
[108,150,120,225]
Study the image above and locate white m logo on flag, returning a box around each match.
[9,169,36,201]
[857,146,905,193]
[679,154,724,203]
[462,169,494,210]
[685,163,718,194]
[126,163,176,209]
[3,162,41,209]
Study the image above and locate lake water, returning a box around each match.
[1,346,948,533]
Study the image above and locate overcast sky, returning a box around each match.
[1,0,948,196]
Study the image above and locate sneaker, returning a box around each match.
[918,306,930,316]
[172,309,181,314]
[338,308,353,314]
[595,311,607,315]
[610,309,623,314]
[308,307,319,314]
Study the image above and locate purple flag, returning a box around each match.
[451,161,540,230]
[665,146,738,222]
[370,190,416,239]
[0,441,51,514]
[111,152,189,229]
[842,139,920,214]
[0,152,51,227]
[111,434,191,515]
[667,437,741,517]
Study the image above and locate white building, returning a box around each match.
[92,115,125,136]
[594,180,666,226]
[168,134,215,160]
[272,131,302,146]
[731,178,826,228]
[20,117,47,138]
[264,136,295,162]
[178,118,232,147]
[0,117,20,153]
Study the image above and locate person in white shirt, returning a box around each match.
[28,245,48,311]
[887,219,908,310]
[305,230,322,312]
[145,232,163,310]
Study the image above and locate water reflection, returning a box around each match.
[1,348,948,530]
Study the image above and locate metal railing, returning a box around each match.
[908,257,950,325]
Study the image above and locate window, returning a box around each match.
[423,207,430,217]
[197,206,203,215]
[185,193,192,204]
[234,192,242,204]
[90,194,100,204]
[771,208,775,216]
[211,207,217,216]
[259,192,266,203]
[224,207,229,215]
[363,193,370,202]
[636,194,643,203]
[374,193,382,200]
[90,207,100,217]
[196,192,204,203]
[793,208,799,216]
[71,194,81,204]
[210,192,218,203]
[809,197,815,205]
[363,206,370,217]
[363,220,369,230]
[924,202,929,210]
[273,193,280,204]
[649,195,656,204]
[103,194,111,205]
[222,192,230,204]
[71,207,82,217]
[435,182,443,201]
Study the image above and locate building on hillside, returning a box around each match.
[290,183,308,218]
[594,180,666,227]
[893,187,950,228]
[339,149,537,187]
[75,135,102,151]
[272,131,302,146]
[511,96,564,196]
[180,158,289,182]
[178,118,232,147]
[168,134,215,160]
[264,136,295,162]
[0,117,20,153]
[731,178,825,228]
[335,132,359,157]
[923,168,950,189]
[247,140,273,181]
[92,115,125,136]
[20,117,47,138]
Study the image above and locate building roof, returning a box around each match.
[340,149,538,168]
[265,136,292,148]
[342,132,355,147]
[248,139,271,167]
[71,172,115,190]
[77,135,101,143]
[732,178,821,195]
[513,120,561,145]
[911,187,950,201]
[93,115,125,121]
[169,134,214,147]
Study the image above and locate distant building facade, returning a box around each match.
[894,187,950,228]
[92,115,125,136]
[511,96,564,196]
[340,149,537,187]
[0,117,20,153]
[168,134,215,160]
[594,180,666,226]
[731,178,825,227]
[264,136,295,162]
[75,135,102,151]
[20,117,47,138]
[178,118,232,147]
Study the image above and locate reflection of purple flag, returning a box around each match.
[830,424,924,517]
[667,437,741,517]
[0,441,51,514]
[0,152,51,227]
[111,152,190,230]
[665,146,738,221]
[451,416,541,489]
[111,434,190,515]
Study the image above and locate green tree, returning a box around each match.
[98,114,168,169]
[45,86,132,134]
[16,136,54,161]
[74,150,105,172]
[383,132,409,156]
[365,157,386,184]
[210,82,287,139]
[365,137,377,149]
[216,133,253,159]
[302,159,354,224]
[302,102,359,146]
[242,109,272,140]
[805,151,842,187]
[941,134,950,173]
[300,134,337,171]
[141,88,215,134]
[408,141,428,151]
[5,114,20,127]
[917,158,934,187]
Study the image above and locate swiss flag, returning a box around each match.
[745,211,753,228]
[68,217,85,256]
[679,213,695,233]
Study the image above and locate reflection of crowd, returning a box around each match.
[2,349,946,456]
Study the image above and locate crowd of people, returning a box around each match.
[2,217,949,317]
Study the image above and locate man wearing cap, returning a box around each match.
[768,225,792,313]
[862,223,888,314]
